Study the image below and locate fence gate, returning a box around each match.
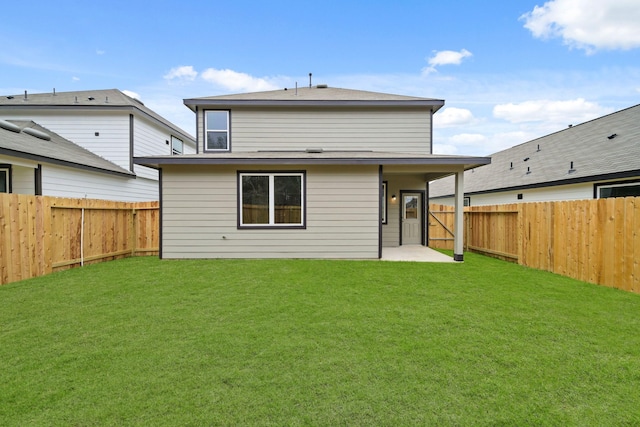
[427,205,455,250]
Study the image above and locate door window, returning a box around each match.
[404,195,418,219]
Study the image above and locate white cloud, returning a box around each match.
[493,98,610,125]
[72,76,80,82]
[164,65,198,82]
[521,0,640,52]
[432,143,459,155]
[200,68,279,92]
[96,50,105,55]
[433,133,488,156]
[489,131,536,152]
[423,49,472,74]
[449,133,488,146]
[434,107,475,128]
[122,90,141,100]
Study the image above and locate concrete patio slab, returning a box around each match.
[381,245,457,262]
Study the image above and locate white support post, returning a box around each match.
[453,170,464,262]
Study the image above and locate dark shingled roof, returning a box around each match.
[184,86,445,111]
[429,104,640,197]
[0,120,134,177]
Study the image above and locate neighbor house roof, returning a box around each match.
[184,85,445,111]
[429,103,640,197]
[0,119,134,177]
[0,89,194,142]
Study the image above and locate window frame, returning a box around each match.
[0,164,11,193]
[171,135,184,155]
[237,171,306,229]
[204,110,231,152]
[594,179,640,199]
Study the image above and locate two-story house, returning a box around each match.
[135,86,490,260]
[0,89,195,201]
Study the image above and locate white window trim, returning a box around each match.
[205,110,230,152]
[171,136,183,155]
[239,172,305,228]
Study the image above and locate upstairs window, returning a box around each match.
[205,110,230,151]
[171,136,183,155]
[239,172,305,228]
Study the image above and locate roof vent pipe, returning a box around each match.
[105,96,109,103]
[53,88,56,96]
[23,127,51,141]
[0,119,21,133]
[309,72,312,88]
[74,96,78,104]
[24,90,27,100]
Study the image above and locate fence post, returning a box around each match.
[517,203,523,266]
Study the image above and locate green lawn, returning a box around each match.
[1,254,639,426]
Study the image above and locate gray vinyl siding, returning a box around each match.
[198,107,431,154]
[161,164,380,259]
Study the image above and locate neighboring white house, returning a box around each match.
[0,119,137,197]
[135,85,490,261]
[0,89,195,201]
[429,104,640,206]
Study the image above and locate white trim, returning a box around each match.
[239,172,305,227]
[204,110,230,152]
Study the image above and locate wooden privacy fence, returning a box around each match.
[429,198,640,294]
[0,194,159,285]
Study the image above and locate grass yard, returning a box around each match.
[1,254,639,426]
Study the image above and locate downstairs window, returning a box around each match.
[239,172,305,228]
[0,166,10,193]
[596,180,640,198]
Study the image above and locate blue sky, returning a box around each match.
[2,0,639,155]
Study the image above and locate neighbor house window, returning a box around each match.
[0,166,10,193]
[171,136,183,155]
[239,172,305,228]
[464,196,471,207]
[205,110,230,151]
[596,180,640,198]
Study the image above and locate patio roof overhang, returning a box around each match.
[135,151,491,176]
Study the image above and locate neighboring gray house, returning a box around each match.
[430,104,640,206]
[0,89,195,201]
[135,85,490,261]
[0,120,133,195]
